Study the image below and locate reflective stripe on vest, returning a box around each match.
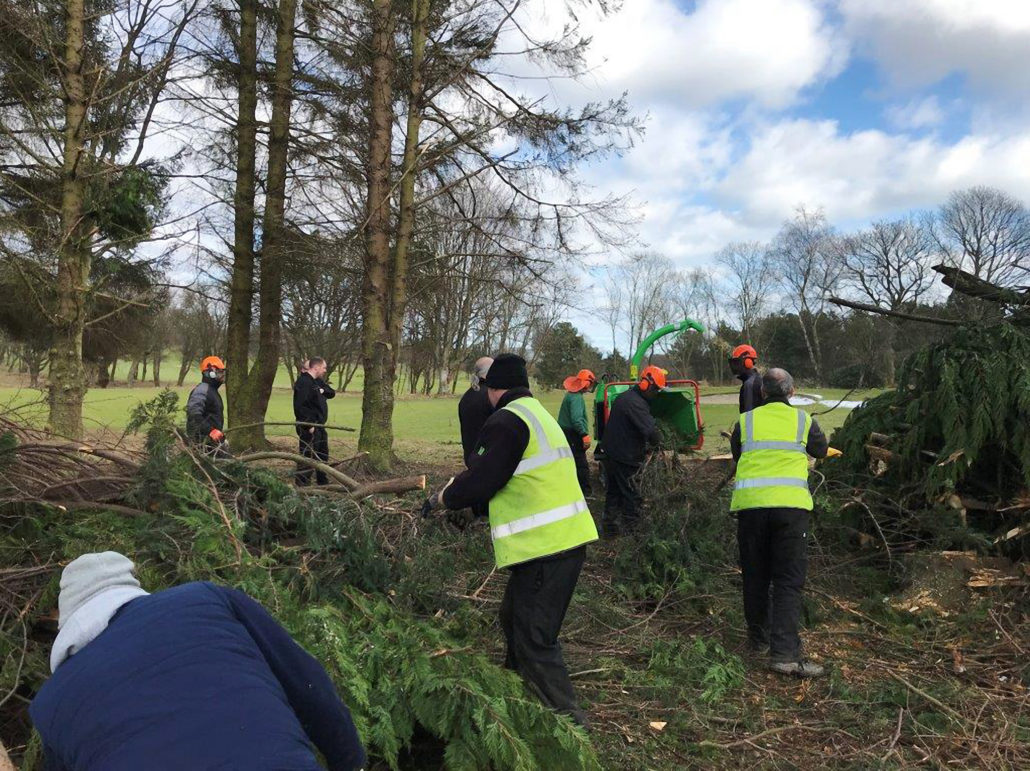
[734,477,809,490]
[491,499,590,540]
[740,408,807,453]
[507,401,575,475]
[730,402,814,512]
[488,398,598,569]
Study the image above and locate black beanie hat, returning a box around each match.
[483,353,529,389]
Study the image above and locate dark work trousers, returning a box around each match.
[499,546,587,724]
[296,427,329,486]
[736,507,810,662]
[602,459,642,536]
[562,428,592,496]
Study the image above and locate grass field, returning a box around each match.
[0,368,879,463]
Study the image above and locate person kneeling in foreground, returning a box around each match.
[730,368,828,677]
[30,552,366,771]
[422,353,598,726]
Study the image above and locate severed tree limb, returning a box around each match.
[43,500,149,517]
[932,264,1030,307]
[233,451,360,489]
[829,296,962,326]
[351,475,426,500]
[295,476,426,500]
[224,421,356,434]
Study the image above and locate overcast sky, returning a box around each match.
[529,0,1030,271]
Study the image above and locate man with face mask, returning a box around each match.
[186,356,226,449]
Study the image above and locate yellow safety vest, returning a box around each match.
[730,402,814,512]
[489,397,598,568]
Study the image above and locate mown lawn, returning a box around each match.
[0,375,877,462]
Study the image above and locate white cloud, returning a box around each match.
[717,118,1030,225]
[885,96,946,130]
[582,0,845,108]
[841,0,1030,93]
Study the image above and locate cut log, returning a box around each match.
[867,432,892,447]
[864,444,896,463]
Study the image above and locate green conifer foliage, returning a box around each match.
[831,323,1030,499]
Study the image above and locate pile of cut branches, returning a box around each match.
[0,394,595,770]
[827,322,1030,554]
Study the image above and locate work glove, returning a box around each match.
[826,447,843,458]
[420,495,439,518]
[582,435,591,450]
[208,428,225,443]
[420,478,454,518]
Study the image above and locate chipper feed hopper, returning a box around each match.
[594,319,706,456]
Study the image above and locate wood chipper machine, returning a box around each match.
[593,319,706,462]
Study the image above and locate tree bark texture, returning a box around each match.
[48,0,89,439]
[358,0,398,470]
[230,0,299,450]
[225,0,260,444]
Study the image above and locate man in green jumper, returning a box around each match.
[422,354,598,724]
[558,368,597,496]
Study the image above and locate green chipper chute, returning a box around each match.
[593,319,707,455]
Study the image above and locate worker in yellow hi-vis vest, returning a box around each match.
[422,353,598,725]
[730,368,828,678]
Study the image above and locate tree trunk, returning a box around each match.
[127,357,140,387]
[228,0,297,451]
[225,0,259,441]
[48,0,89,439]
[141,354,148,383]
[152,350,162,386]
[176,352,191,386]
[357,0,398,470]
[96,358,111,388]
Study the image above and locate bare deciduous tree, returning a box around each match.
[768,207,842,384]
[932,186,1030,288]
[840,218,936,384]
[716,241,771,346]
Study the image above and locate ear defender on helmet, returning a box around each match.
[743,356,755,370]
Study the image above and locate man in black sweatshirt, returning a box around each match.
[421,354,598,725]
[600,365,665,536]
[293,357,336,486]
[457,356,494,519]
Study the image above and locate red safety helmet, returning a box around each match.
[200,355,226,374]
[639,365,668,392]
[562,369,597,393]
[730,344,758,370]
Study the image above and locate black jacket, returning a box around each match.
[602,386,660,465]
[730,397,829,461]
[738,368,765,414]
[443,388,531,510]
[458,386,493,465]
[186,376,224,440]
[293,372,335,433]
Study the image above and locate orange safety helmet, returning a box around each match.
[638,365,668,392]
[562,368,597,393]
[200,355,226,373]
[730,344,758,370]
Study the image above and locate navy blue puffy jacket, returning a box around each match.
[30,582,366,771]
